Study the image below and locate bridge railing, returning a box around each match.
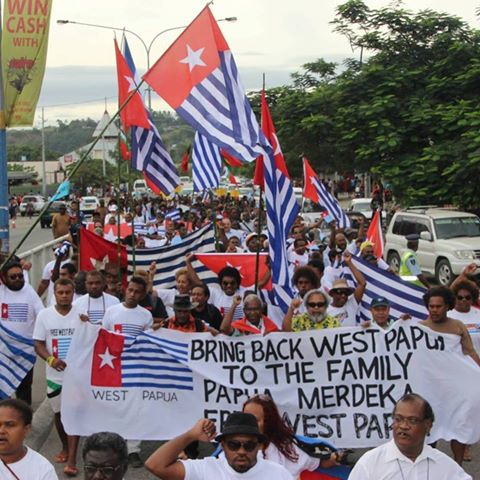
[18,234,70,293]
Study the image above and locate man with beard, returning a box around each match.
[145,412,291,479]
[283,289,340,331]
[349,394,471,479]
[221,294,279,335]
[74,270,119,324]
[0,262,44,404]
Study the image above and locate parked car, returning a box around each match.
[384,208,480,285]
[19,195,46,216]
[79,196,100,214]
[40,201,68,228]
[347,198,387,223]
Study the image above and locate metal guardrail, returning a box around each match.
[17,234,70,291]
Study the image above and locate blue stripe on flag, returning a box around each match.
[127,224,217,289]
[192,132,222,192]
[313,178,350,228]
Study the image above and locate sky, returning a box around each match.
[28,0,480,127]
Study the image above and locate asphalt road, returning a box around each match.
[9,215,57,253]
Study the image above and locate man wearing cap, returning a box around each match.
[145,412,292,479]
[326,252,366,327]
[163,294,217,334]
[369,297,394,329]
[399,234,430,288]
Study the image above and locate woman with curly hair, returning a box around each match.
[243,394,342,478]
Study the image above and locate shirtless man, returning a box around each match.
[420,286,480,466]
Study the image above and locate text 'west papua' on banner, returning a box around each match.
[62,321,480,447]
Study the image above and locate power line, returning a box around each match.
[38,95,117,109]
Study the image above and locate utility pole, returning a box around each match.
[41,107,47,197]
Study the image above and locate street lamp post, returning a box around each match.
[57,16,237,110]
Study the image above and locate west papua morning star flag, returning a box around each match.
[114,38,149,131]
[261,91,299,312]
[127,223,217,289]
[195,253,272,289]
[367,209,384,259]
[303,157,350,229]
[0,322,36,399]
[143,6,270,163]
[79,228,127,272]
[61,323,196,438]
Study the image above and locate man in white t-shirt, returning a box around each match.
[101,275,153,467]
[37,243,71,305]
[33,278,80,476]
[0,261,44,405]
[0,398,58,480]
[74,270,119,324]
[349,393,472,480]
[326,252,366,327]
[145,412,291,480]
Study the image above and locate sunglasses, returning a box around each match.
[307,302,326,308]
[7,274,23,280]
[225,440,259,452]
[331,289,350,296]
[457,295,472,301]
[84,464,122,478]
[221,280,237,286]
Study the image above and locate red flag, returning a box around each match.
[143,6,224,109]
[229,173,238,185]
[180,147,190,173]
[195,253,271,289]
[79,228,127,271]
[254,90,290,189]
[302,157,320,203]
[91,329,124,387]
[221,149,243,167]
[367,209,384,259]
[142,172,162,196]
[103,224,133,240]
[114,38,150,130]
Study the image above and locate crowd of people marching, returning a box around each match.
[0,189,477,479]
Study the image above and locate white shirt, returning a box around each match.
[263,443,319,478]
[448,308,480,325]
[42,259,69,306]
[33,305,80,389]
[327,295,359,327]
[321,266,342,291]
[349,440,472,480]
[74,292,120,324]
[209,286,246,321]
[0,447,58,480]
[102,303,152,337]
[0,283,43,337]
[183,454,292,480]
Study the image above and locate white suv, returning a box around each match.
[384,208,480,285]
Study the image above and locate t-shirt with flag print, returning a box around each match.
[32,305,80,394]
[74,292,120,324]
[0,283,44,337]
[102,303,153,337]
[209,286,245,321]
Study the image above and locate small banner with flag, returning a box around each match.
[366,209,384,259]
[51,180,70,201]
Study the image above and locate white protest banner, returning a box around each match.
[62,321,480,447]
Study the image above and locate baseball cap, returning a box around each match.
[370,296,390,308]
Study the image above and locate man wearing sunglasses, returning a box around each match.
[349,393,472,480]
[0,262,44,405]
[145,412,291,479]
[83,431,128,480]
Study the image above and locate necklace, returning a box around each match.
[396,458,429,480]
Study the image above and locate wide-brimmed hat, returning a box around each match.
[170,294,197,310]
[330,279,354,295]
[215,412,267,442]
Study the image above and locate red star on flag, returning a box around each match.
[1,303,8,319]
[52,339,59,359]
[91,329,124,387]
[114,324,123,334]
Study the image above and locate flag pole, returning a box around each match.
[254,74,266,294]
[0,79,146,270]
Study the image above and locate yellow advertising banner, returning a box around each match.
[2,0,53,126]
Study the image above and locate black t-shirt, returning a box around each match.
[191,303,223,330]
[140,294,168,319]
